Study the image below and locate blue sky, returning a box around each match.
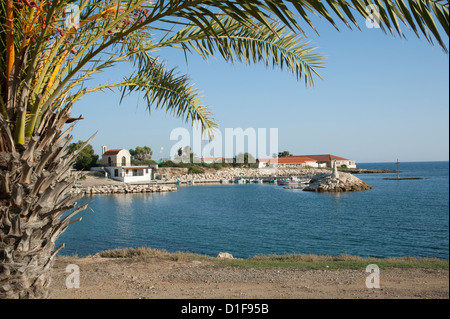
[71,12,449,163]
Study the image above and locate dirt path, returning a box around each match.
[49,256,449,299]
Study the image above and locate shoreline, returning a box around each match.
[49,248,449,299]
[74,166,387,194]
[58,246,450,267]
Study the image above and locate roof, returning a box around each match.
[300,154,351,161]
[121,166,152,169]
[257,154,351,164]
[257,157,314,164]
[103,149,124,156]
[279,156,317,164]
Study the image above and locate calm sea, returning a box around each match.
[57,161,449,259]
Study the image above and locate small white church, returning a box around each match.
[100,146,152,183]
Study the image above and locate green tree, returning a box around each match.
[234,152,256,167]
[174,145,193,163]
[68,141,99,170]
[188,166,205,174]
[278,151,292,157]
[0,0,447,299]
[129,146,152,161]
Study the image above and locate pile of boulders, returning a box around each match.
[73,184,177,195]
[303,172,372,192]
[162,167,327,183]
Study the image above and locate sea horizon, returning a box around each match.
[356,160,449,164]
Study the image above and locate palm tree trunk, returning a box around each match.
[0,105,91,299]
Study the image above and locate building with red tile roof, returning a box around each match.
[256,154,356,169]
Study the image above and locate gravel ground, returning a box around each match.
[49,256,449,299]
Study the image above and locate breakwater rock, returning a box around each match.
[161,167,326,184]
[72,184,177,195]
[303,172,372,192]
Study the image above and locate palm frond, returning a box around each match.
[72,57,217,137]
[160,16,324,87]
[294,0,449,52]
[149,0,448,52]
[2,0,448,145]
[125,59,218,137]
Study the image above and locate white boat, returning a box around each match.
[278,176,300,186]
[300,178,311,184]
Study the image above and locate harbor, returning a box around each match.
[74,159,430,195]
[74,165,372,194]
[60,162,449,260]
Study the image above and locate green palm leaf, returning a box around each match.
[73,57,217,137]
[160,16,324,86]
[151,0,448,52]
[1,0,448,145]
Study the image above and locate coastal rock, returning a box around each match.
[72,184,177,195]
[303,172,372,192]
[166,167,328,184]
[157,167,189,179]
[216,252,234,259]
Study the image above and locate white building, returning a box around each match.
[255,156,321,169]
[100,146,152,183]
[255,154,356,169]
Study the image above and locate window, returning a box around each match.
[122,156,126,166]
[132,169,143,176]
[108,157,112,166]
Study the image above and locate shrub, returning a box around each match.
[211,163,223,170]
[188,166,205,174]
[68,141,99,171]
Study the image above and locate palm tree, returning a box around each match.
[0,0,447,299]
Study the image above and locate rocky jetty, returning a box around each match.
[160,167,325,184]
[72,184,177,195]
[303,172,372,192]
